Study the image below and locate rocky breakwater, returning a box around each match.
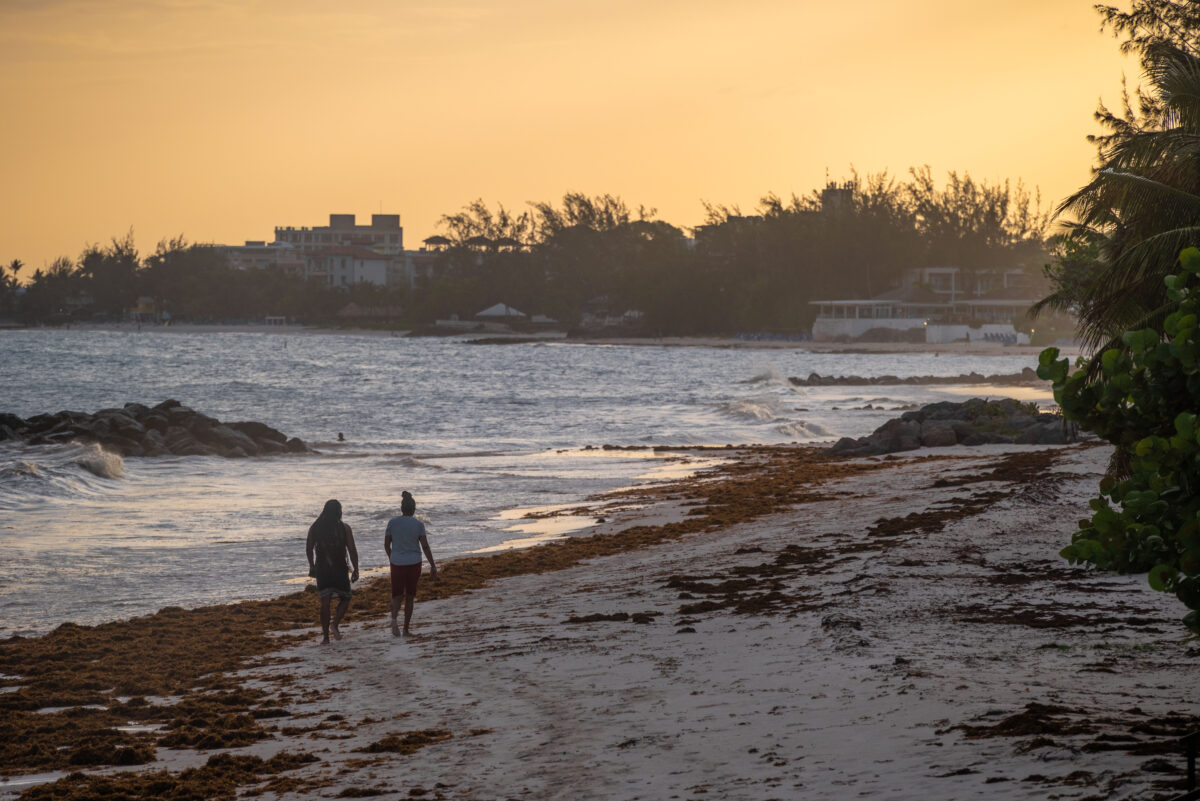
[828,398,1075,457]
[0,400,309,458]
[790,367,1042,386]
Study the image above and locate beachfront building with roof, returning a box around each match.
[305,246,390,287]
[275,214,404,256]
[475,303,527,321]
[810,266,1042,344]
[221,241,306,277]
[217,213,453,291]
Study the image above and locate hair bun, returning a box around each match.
[401,491,413,499]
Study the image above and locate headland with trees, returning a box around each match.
[1,167,1054,337]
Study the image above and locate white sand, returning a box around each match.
[218,442,1194,800]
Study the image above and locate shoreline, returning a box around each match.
[4,322,1081,357]
[1,441,1196,799]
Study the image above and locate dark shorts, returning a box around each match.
[315,563,351,602]
[390,563,422,597]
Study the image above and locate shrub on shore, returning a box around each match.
[1040,247,1200,633]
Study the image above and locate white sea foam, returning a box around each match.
[74,444,124,479]
[775,420,836,439]
[2,461,41,478]
[716,396,784,421]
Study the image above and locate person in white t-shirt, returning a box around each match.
[384,490,438,637]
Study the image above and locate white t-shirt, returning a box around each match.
[385,515,427,566]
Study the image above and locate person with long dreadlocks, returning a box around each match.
[306,499,360,643]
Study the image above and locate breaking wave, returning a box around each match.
[75,444,124,479]
[0,442,126,509]
[775,420,836,439]
[716,396,784,421]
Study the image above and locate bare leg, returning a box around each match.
[330,596,350,640]
[319,596,332,644]
[390,596,402,637]
[402,593,415,636]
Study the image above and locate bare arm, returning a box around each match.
[306,524,316,569]
[384,533,392,560]
[344,523,359,581]
[419,535,437,580]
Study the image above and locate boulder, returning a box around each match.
[142,429,168,456]
[139,412,170,433]
[1017,421,1068,445]
[101,434,144,457]
[826,398,1075,456]
[4,402,307,460]
[123,402,151,418]
[228,421,288,444]
[201,425,260,457]
[163,426,214,456]
[960,431,1015,446]
[869,419,922,453]
[255,439,288,455]
[99,410,146,438]
[829,436,861,454]
[920,423,959,448]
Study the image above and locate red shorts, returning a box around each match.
[390,563,421,597]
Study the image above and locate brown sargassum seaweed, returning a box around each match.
[0,445,885,798]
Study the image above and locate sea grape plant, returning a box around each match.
[1038,247,1200,633]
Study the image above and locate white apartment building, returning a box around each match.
[306,247,390,287]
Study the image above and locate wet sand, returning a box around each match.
[1,442,1194,800]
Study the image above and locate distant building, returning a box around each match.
[219,212,452,291]
[820,180,854,214]
[306,247,390,287]
[275,214,404,255]
[221,241,305,276]
[810,266,1044,344]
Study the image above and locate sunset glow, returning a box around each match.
[1,0,1132,269]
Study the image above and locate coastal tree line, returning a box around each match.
[1,169,1050,333]
[425,168,1049,334]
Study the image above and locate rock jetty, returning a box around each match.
[790,367,1042,386]
[828,398,1075,457]
[0,400,308,458]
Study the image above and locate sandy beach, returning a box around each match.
[1,441,1196,800]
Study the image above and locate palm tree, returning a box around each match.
[1,259,23,313]
[1039,38,1200,351]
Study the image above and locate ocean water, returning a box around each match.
[0,329,1050,636]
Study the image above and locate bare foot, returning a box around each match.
[331,625,343,641]
[321,635,330,644]
[391,623,401,637]
[403,629,413,638]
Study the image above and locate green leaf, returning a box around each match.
[1101,348,1121,377]
[1149,563,1177,592]
[1180,247,1200,274]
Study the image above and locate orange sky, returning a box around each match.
[0,0,1134,271]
